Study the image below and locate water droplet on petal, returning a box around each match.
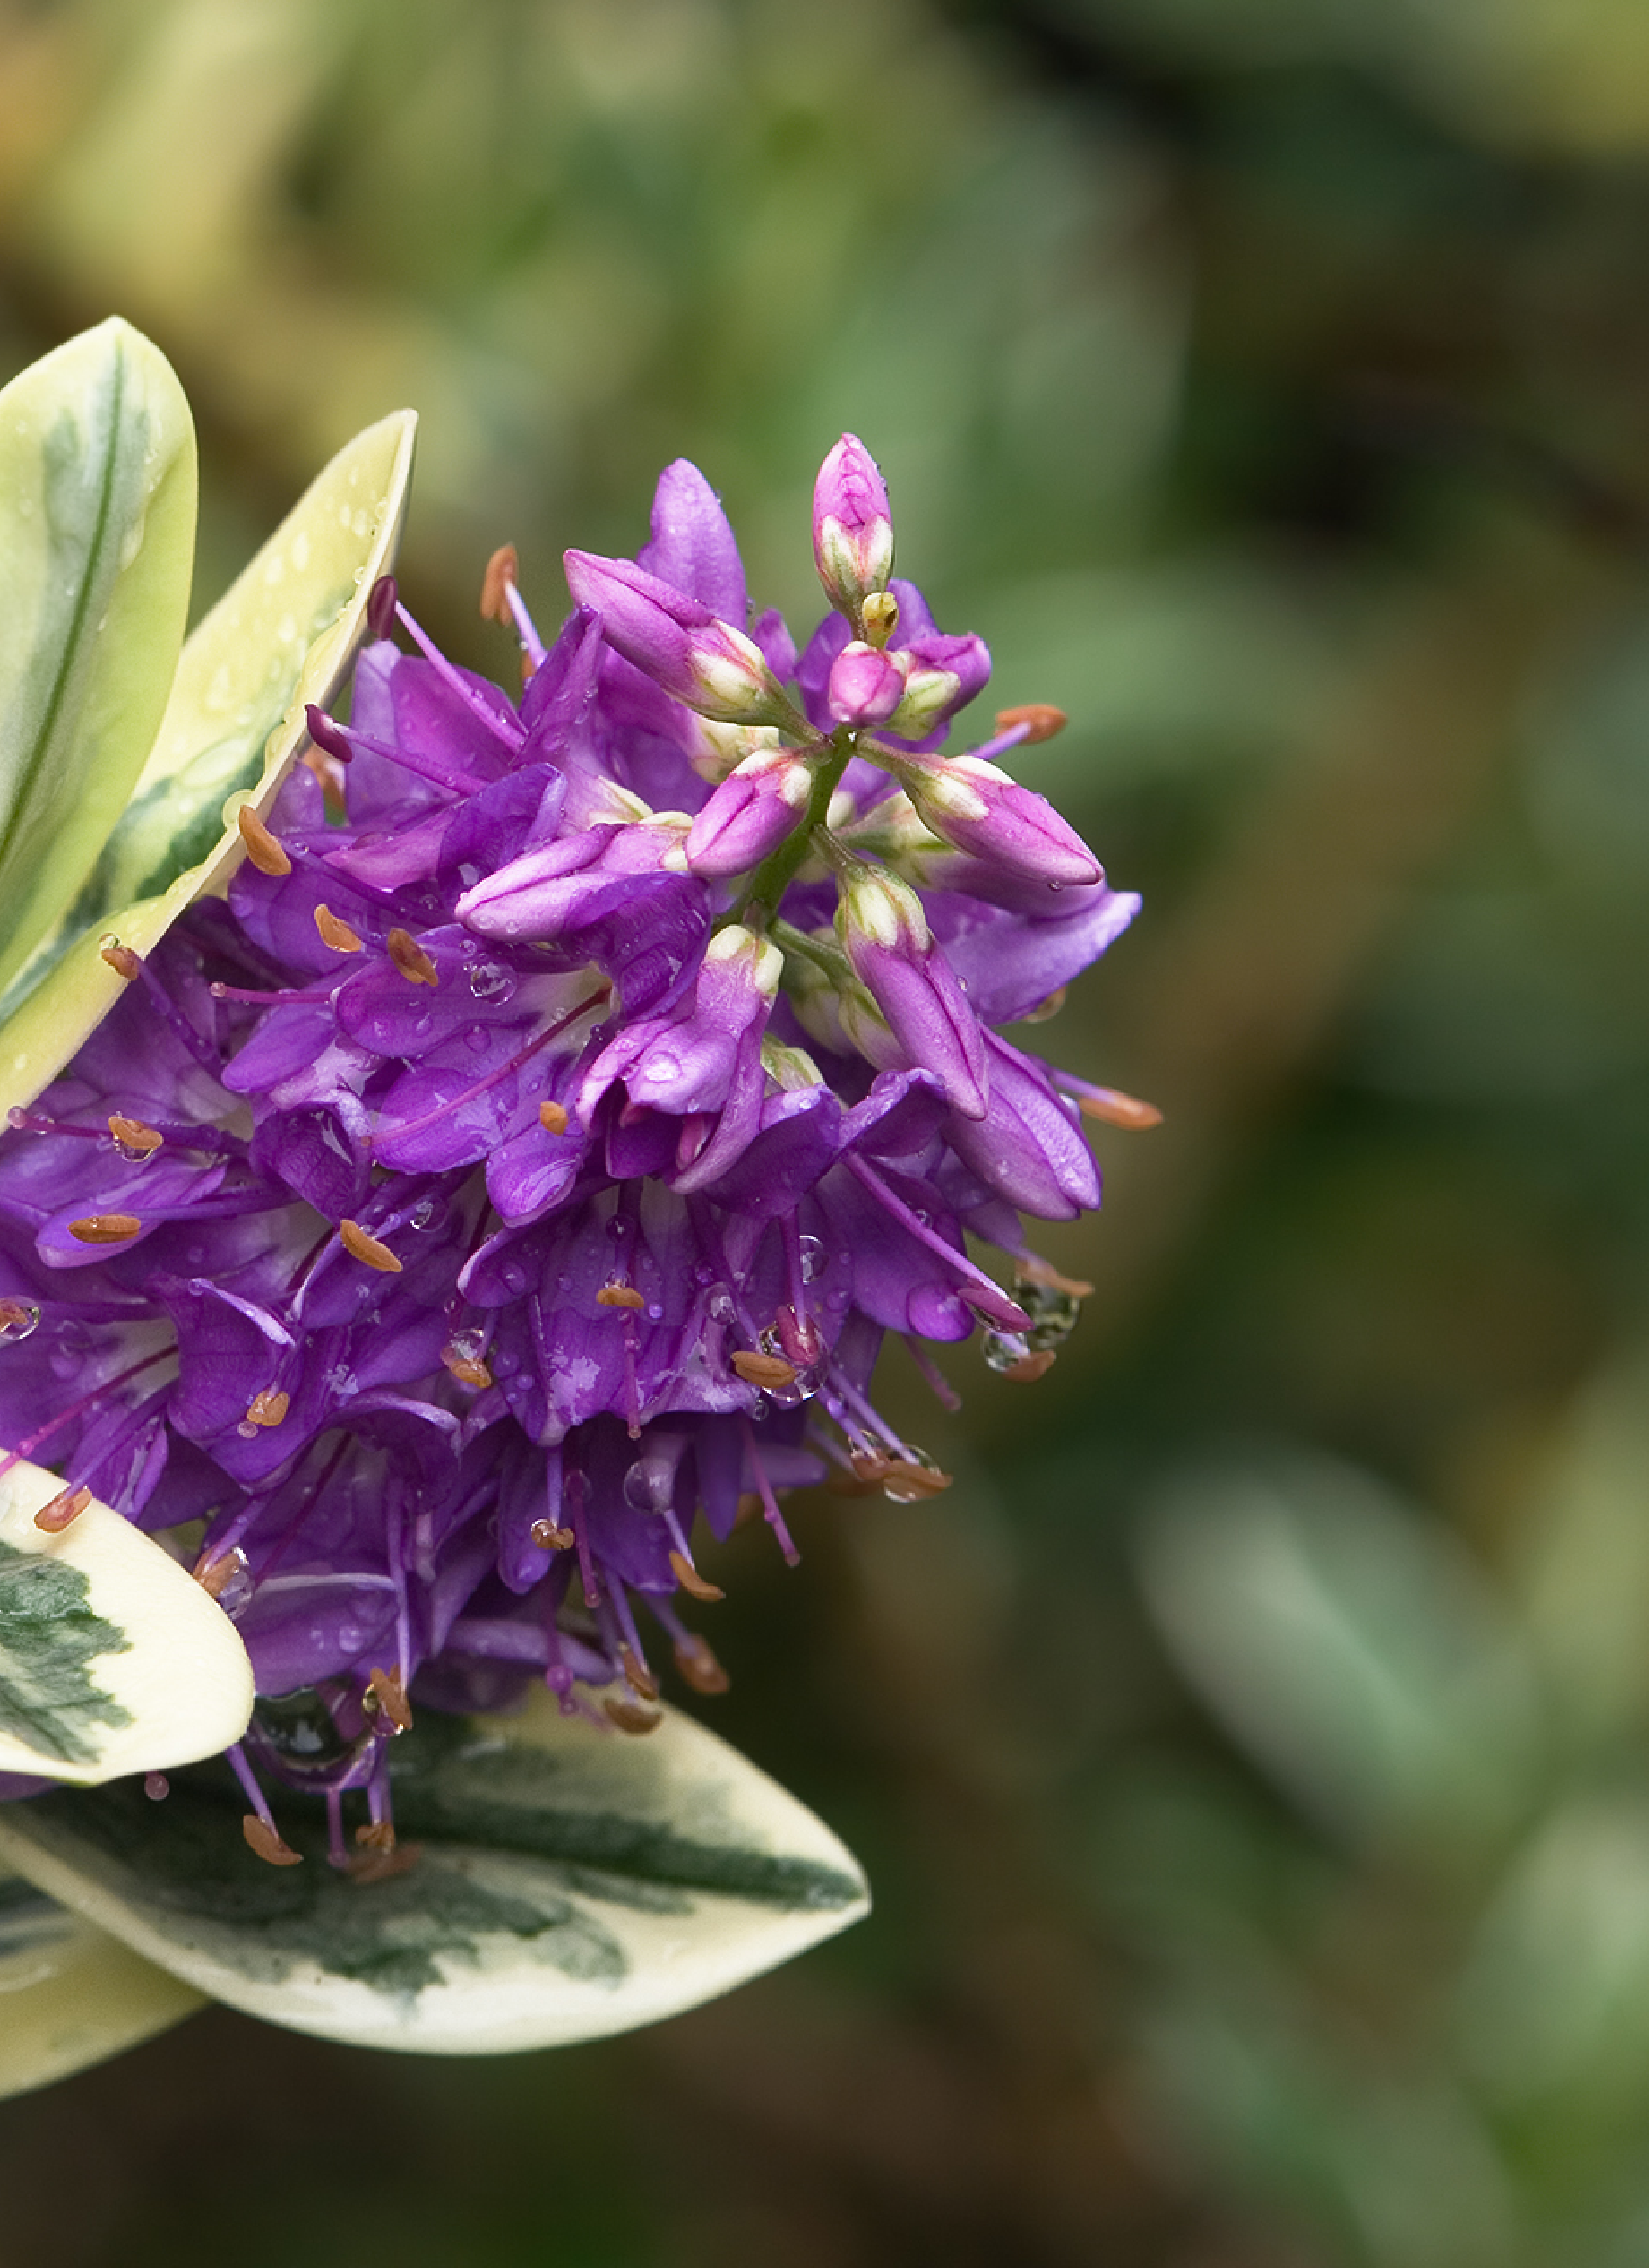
[622,1456,675,1515]
[798,1234,826,1282]
[467,961,517,1004]
[0,1300,41,1344]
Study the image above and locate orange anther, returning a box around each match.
[236,804,291,876]
[244,1390,289,1427]
[363,1665,413,1733]
[994,703,1067,744]
[99,940,142,979]
[673,1635,730,1696]
[596,1282,646,1310]
[340,1219,402,1273]
[480,544,520,626]
[1076,1086,1163,1131]
[242,1816,304,1867]
[385,929,439,987]
[730,1350,797,1390]
[314,904,364,953]
[67,1214,141,1243]
[108,1114,163,1154]
[539,1100,569,1134]
[669,1548,724,1602]
[34,1485,91,1533]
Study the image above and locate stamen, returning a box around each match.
[849,1449,954,1499]
[0,1297,37,1335]
[531,1518,574,1549]
[1021,987,1066,1024]
[34,1485,91,1533]
[740,1419,800,1564]
[67,1214,142,1243]
[211,980,339,1008]
[1006,1350,1056,1382]
[904,1337,963,1413]
[108,1114,162,1155]
[731,1349,797,1391]
[348,1841,423,1885]
[619,1644,660,1702]
[539,1100,569,1135]
[596,1282,646,1310]
[480,544,519,627]
[340,1219,403,1273]
[307,704,489,799]
[229,1744,303,1867]
[144,1772,168,1801]
[366,575,399,639]
[243,1815,304,1867]
[603,1696,664,1735]
[385,929,440,987]
[362,1665,414,1734]
[846,1156,1029,1331]
[356,1819,397,1853]
[393,600,527,754]
[441,1339,493,1388]
[1055,1073,1163,1130]
[0,1345,174,1478]
[243,1390,289,1428]
[193,1543,250,1601]
[236,803,291,877]
[673,1634,730,1695]
[994,702,1067,743]
[98,938,142,980]
[669,1548,724,1602]
[314,904,365,954]
[1016,1253,1095,1299]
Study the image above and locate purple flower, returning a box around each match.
[0,438,1146,1860]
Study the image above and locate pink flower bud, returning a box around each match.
[833,863,989,1120]
[813,434,895,625]
[825,640,908,729]
[684,747,815,878]
[884,752,1101,889]
[563,550,797,728]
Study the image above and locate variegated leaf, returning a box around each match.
[0,1454,254,1785]
[0,1685,868,2054]
[0,318,196,1001]
[0,407,416,1115]
[0,1869,201,2100]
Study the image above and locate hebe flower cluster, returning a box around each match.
[0,437,1143,1858]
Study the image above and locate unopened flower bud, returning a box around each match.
[814,434,895,627]
[882,632,992,742]
[826,640,908,730]
[563,551,800,728]
[833,863,989,1118]
[883,751,1101,889]
[685,747,815,878]
[686,718,782,785]
[861,590,899,648]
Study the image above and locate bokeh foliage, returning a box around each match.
[7,0,1649,2260]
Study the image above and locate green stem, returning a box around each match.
[732,730,855,931]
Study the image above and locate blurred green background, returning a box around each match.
[10,0,1649,2259]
